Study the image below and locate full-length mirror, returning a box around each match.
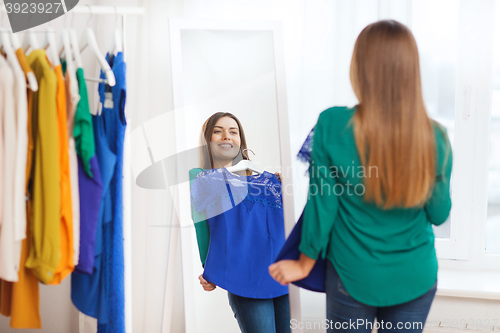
[169,20,297,333]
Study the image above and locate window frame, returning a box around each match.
[433,0,497,270]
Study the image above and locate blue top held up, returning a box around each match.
[191,168,289,299]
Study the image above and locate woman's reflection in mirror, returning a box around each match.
[190,112,290,333]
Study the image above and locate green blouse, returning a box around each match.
[299,106,452,307]
[73,68,95,177]
[190,168,210,266]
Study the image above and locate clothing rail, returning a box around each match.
[0,4,144,333]
[0,5,146,15]
[70,5,145,15]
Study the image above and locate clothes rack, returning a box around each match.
[0,4,144,333]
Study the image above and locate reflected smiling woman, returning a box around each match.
[189,112,291,333]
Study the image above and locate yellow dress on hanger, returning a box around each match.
[23,49,61,284]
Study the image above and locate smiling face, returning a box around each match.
[209,116,242,168]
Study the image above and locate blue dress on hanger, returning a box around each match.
[71,58,120,322]
[191,168,289,299]
[96,52,127,333]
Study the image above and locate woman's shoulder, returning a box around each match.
[316,106,356,135]
[189,168,217,181]
[430,120,451,146]
[431,119,447,133]
[189,168,205,179]
[319,106,356,120]
[318,106,355,125]
[430,120,452,171]
[189,167,205,173]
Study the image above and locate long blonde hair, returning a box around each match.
[350,20,436,209]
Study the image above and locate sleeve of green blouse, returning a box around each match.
[189,168,210,267]
[425,126,453,225]
[194,213,210,267]
[299,112,339,260]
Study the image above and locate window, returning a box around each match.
[485,1,500,254]
[412,0,460,239]
[411,0,497,265]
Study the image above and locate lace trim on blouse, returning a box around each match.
[191,168,283,214]
[297,126,315,173]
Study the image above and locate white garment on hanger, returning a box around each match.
[7,49,29,274]
[0,56,20,281]
[64,61,81,265]
[60,29,82,264]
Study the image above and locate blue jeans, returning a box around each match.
[326,261,436,333]
[228,292,291,333]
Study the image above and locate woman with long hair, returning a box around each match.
[190,112,290,333]
[270,20,452,332]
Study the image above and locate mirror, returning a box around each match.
[169,19,299,333]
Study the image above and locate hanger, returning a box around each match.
[61,30,76,74]
[0,27,15,58]
[226,149,265,175]
[110,6,123,56]
[0,25,35,93]
[0,5,6,54]
[58,10,71,58]
[82,28,116,86]
[41,25,61,66]
[0,11,11,55]
[10,32,38,91]
[69,28,83,68]
[22,30,40,54]
[78,5,116,86]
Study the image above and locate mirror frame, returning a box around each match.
[168,18,302,333]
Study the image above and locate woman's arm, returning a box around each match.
[269,253,316,285]
[199,274,216,291]
[298,111,339,260]
[425,127,453,225]
[270,111,339,284]
[189,168,211,266]
[193,215,210,266]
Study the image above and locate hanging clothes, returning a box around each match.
[0,223,41,329]
[71,110,117,323]
[0,50,29,327]
[0,50,42,329]
[97,52,127,333]
[23,49,61,284]
[0,47,26,282]
[73,67,103,274]
[0,57,8,235]
[47,62,75,285]
[74,68,96,177]
[61,58,82,266]
[0,56,16,281]
[12,49,29,259]
[71,52,127,332]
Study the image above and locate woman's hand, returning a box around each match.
[198,274,216,291]
[269,253,316,286]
